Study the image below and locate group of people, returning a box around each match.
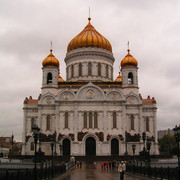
[100,160,126,180]
[75,160,82,168]
[100,160,118,171]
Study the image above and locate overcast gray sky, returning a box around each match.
[0,0,180,141]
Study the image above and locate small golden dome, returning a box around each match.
[121,49,138,67]
[42,49,59,67]
[67,18,112,53]
[58,72,64,82]
[115,72,122,82]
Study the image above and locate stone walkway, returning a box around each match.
[55,162,151,180]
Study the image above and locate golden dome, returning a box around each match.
[121,49,138,67]
[42,49,59,67]
[67,17,112,53]
[115,72,122,82]
[58,72,64,82]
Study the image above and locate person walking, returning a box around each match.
[118,161,126,180]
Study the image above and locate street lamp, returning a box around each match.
[132,143,136,156]
[173,125,180,169]
[59,143,63,156]
[32,125,40,180]
[142,132,146,152]
[53,130,57,156]
[11,134,14,150]
[146,137,152,167]
[124,131,128,156]
[50,138,54,177]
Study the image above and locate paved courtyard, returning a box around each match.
[55,162,151,180]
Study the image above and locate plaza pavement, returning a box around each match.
[55,161,151,180]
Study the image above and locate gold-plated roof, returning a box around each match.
[115,72,122,82]
[67,17,112,53]
[120,49,138,67]
[42,49,59,67]
[58,72,64,82]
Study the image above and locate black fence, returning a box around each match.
[0,164,67,180]
[126,165,180,180]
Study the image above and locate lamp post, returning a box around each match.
[32,125,40,180]
[131,143,136,165]
[11,134,14,150]
[124,130,128,156]
[59,143,63,156]
[53,130,57,156]
[146,137,152,167]
[50,138,54,177]
[142,132,146,152]
[173,125,180,169]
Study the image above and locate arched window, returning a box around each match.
[71,65,74,78]
[89,112,92,128]
[65,112,69,128]
[84,112,87,128]
[128,72,133,84]
[88,62,92,76]
[31,118,35,131]
[46,115,50,130]
[79,63,82,76]
[94,112,98,128]
[98,63,101,76]
[47,72,52,84]
[113,112,117,128]
[31,142,34,151]
[106,64,108,78]
[130,115,134,130]
[146,118,150,131]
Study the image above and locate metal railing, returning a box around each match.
[0,164,67,180]
[126,164,180,180]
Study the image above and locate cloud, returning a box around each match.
[0,0,180,141]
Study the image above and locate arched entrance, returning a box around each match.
[63,139,70,156]
[111,138,119,155]
[86,137,96,156]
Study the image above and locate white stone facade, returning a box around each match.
[22,45,159,157]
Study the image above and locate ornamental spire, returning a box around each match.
[50,41,53,53]
[88,6,91,23]
[127,41,130,53]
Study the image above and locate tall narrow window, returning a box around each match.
[46,115,50,130]
[88,62,92,76]
[113,112,117,128]
[65,112,68,128]
[67,67,69,80]
[106,64,108,78]
[94,112,98,128]
[84,112,87,128]
[146,118,149,131]
[71,65,74,78]
[31,118,35,131]
[47,73,52,84]
[111,67,113,79]
[31,142,34,151]
[79,63,82,76]
[89,112,92,128]
[128,72,133,84]
[98,63,101,76]
[130,115,134,130]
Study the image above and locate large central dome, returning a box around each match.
[67,17,112,53]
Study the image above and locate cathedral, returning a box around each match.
[22,17,159,156]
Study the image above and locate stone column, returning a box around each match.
[74,103,78,141]
[138,105,143,135]
[38,106,42,129]
[22,107,27,155]
[122,103,126,134]
[103,103,108,141]
[153,107,158,143]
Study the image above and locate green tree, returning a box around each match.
[158,134,176,155]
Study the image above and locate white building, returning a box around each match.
[22,17,159,156]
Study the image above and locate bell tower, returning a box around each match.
[121,47,138,88]
[42,47,59,88]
